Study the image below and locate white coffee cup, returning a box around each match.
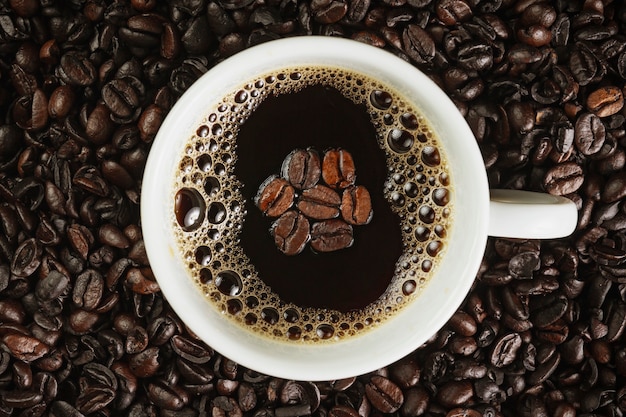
[141,36,577,381]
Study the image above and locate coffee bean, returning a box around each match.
[271,211,310,256]
[57,52,96,86]
[148,379,190,410]
[520,3,556,27]
[322,148,356,189]
[281,148,321,190]
[1,390,43,408]
[435,380,473,408]
[310,219,353,253]
[389,356,420,388]
[402,24,435,64]
[119,14,163,49]
[365,375,403,413]
[255,176,295,217]
[311,0,348,24]
[171,335,213,364]
[329,405,359,417]
[11,237,42,277]
[601,171,626,203]
[212,396,244,417]
[2,333,49,362]
[101,77,144,120]
[298,184,341,220]
[489,332,522,367]
[436,0,472,25]
[586,86,624,118]
[401,387,429,416]
[129,346,160,377]
[575,112,606,155]
[543,162,584,195]
[35,270,70,302]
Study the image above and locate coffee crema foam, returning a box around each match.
[172,66,453,343]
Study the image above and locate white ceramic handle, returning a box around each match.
[488,189,578,238]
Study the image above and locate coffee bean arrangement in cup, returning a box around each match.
[0,1,626,417]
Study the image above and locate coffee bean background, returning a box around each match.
[0,0,625,416]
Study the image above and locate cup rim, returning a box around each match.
[141,36,490,380]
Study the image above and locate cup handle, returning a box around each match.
[488,189,578,239]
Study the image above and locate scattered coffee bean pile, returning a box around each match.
[0,0,626,416]
[255,148,373,255]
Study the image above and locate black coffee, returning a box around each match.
[173,67,453,343]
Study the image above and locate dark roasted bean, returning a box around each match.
[365,376,403,413]
[271,210,310,256]
[101,77,144,121]
[298,185,341,220]
[435,380,473,408]
[543,162,584,195]
[575,112,606,155]
[310,219,353,253]
[148,379,190,410]
[281,148,321,190]
[57,52,96,86]
[171,335,213,364]
[403,24,435,64]
[129,346,160,377]
[322,148,356,189]
[255,176,295,217]
[586,86,624,118]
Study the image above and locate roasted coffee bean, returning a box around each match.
[601,171,626,203]
[124,267,160,295]
[575,112,606,155]
[129,346,160,377]
[281,148,321,190]
[447,310,478,336]
[586,86,624,118]
[531,294,568,328]
[489,332,522,367]
[57,52,96,86]
[271,210,310,256]
[543,162,584,195]
[48,86,75,119]
[436,0,472,25]
[255,176,295,217]
[11,237,42,277]
[212,396,244,417]
[310,219,353,253]
[435,380,474,408]
[520,3,556,27]
[401,386,429,416]
[148,379,190,410]
[329,405,359,417]
[403,24,435,64]
[345,0,370,23]
[322,148,356,189]
[311,0,348,24]
[1,390,43,408]
[35,270,70,301]
[101,77,144,121]
[365,376,403,413]
[298,184,341,220]
[2,333,49,362]
[171,334,213,364]
[119,14,163,49]
[0,299,25,323]
[388,356,420,388]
